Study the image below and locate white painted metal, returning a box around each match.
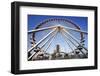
[28,26,57,33]
[28,28,56,52]
[63,28,88,52]
[40,29,57,49]
[31,29,58,60]
[28,25,88,60]
[28,25,87,34]
[44,29,58,52]
[61,30,87,57]
[28,28,57,60]
[60,31,74,52]
[62,25,87,34]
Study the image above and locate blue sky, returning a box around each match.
[28,15,88,54]
[28,15,87,31]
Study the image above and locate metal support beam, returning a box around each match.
[44,29,58,52]
[28,25,88,60]
[28,28,57,60]
[62,28,88,52]
[28,28,56,53]
[61,30,87,57]
[61,30,78,48]
[28,25,88,34]
[28,26,57,33]
[62,25,88,34]
[40,29,57,49]
[60,31,75,53]
[31,29,58,60]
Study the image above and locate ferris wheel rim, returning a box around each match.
[32,18,84,41]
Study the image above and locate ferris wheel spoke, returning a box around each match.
[28,18,88,60]
[44,29,58,53]
[28,28,57,60]
[32,29,58,60]
[28,25,87,34]
[39,28,58,50]
[62,25,88,34]
[62,28,88,52]
[28,26,57,33]
[61,30,87,57]
[61,30,78,48]
[28,28,56,53]
[60,31,75,53]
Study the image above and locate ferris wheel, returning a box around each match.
[28,18,88,61]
